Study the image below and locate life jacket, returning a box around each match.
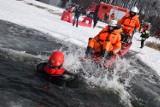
[89,26,122,53]
[96,26,122,45]
[44,65,66,76]
[141,30,150,39]
[118,12,140,34]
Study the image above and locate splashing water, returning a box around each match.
[81,58,139,107]
[39,43,141,107]
[62,46,139,107]
[62,46,85,73]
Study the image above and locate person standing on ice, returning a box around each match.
[72,6,81,27]
[110,13,115,20]
[140,24,150,48]
[85,20,122,62]
[93,4,100,28]
[104,12,109,23]
[118,6,140,43]
[37,51,76,86]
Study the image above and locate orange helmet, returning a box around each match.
[48,51,64,67]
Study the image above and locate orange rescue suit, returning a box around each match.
[88,26,122,54]
[118,12,140,34]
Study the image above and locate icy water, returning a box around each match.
[0,20,160,107]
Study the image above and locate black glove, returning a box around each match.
[116,25,122,29]
[108,51,113,57]
[85,46,92,58]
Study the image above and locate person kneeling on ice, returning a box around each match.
[85,20,122,62]
[37,51,76,86]
[118,6,140,43]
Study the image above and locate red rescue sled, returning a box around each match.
[81,43,132,67]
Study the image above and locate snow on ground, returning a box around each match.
[131,33,160,73]
[0,0,160,75]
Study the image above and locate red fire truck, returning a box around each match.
[86,2,128,21]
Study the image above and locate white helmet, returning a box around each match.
[108,20,117,27]
[131,6,139,13]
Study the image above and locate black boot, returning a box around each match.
[140,46,143,49]
[73,21,75,26]
[107,51,113,59]
[85,46,92,58]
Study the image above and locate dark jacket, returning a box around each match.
[74,7,81,17]
[140,30,150,39]
[93,4,100,20]
[95,4,100,14]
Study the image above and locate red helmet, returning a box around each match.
[48,51,64,67]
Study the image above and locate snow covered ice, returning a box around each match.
[0,0,160,107]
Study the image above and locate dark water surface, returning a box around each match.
[0,20,160,107]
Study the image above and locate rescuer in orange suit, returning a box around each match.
[85,20,122,62]
[118,6,140,43]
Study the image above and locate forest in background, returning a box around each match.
[61,0,160,35]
